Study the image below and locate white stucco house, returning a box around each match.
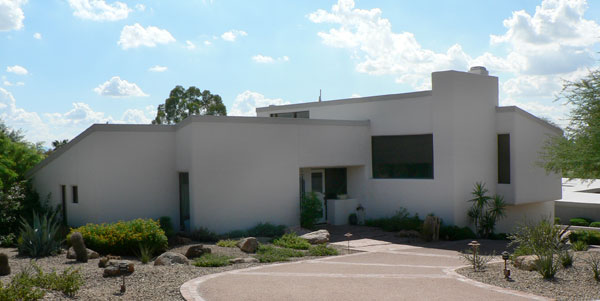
[27,67,562,233]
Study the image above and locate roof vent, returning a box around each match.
[468,66,488,76]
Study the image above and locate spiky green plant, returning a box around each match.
[17,211,63,257]
[467,182,506,238]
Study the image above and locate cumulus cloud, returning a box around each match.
[0,87,49,142]
[204,40,212,46]
[231,91,291,116]
[252,55,289,64]
[6,65,28,75]
[135,3,145,11]
[118,23,175,49]
[185,40,196,50]
[221,29,247,42]
[0,0,26,31]
[93,76,148,97]
[33,32,41,39]
[148,65,167,72]
[68,0,130,21]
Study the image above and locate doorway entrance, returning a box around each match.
[310,169,327,224]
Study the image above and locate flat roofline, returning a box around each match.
[496,106,563,134]
[26,116,369,178]
[256,90,432,113]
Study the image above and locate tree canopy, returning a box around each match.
[542,69,600,179]
[152,86,227,125]
[0,121,45,192]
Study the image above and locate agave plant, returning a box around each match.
[18,211,63,257]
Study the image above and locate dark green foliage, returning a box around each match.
[69,232,88,263]
[68,219,168,256]
[554,217,561,225]
[135,243,155,264]
[570,218,591,226]
[273,233,311,250]
[300,192,323,229]
[365,207,422,232]
[308,244,338,256]
[18,211,63,257]
[152,86,227,125]
[348,213,358,225]
[255,245,304,263]
[489,232,508,240]
[216,239,239,248]
[467,182,506,238]
[158,216,175,238]
[247,223,286,237]
[439,225,477,241]
[536,254,559,279]
[559,250,574,268]
[590,222,600,228]
[587,252,600,281]
[569,230,600,245]
[571,240,589,251]
[220,230,247,239]
[193,254,232,267]
[189,227,219,242]
[0,262,83,299]
[0,270,45,300]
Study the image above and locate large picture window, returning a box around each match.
[372,134,434,179]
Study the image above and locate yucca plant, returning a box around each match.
[17,211,63,257]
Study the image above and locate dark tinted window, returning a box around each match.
[372,134,434,179]
[270,111,309,118]
[498,134,510,184]
[72,186,78,203]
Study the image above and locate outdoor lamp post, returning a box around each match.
[344,232,353,254]
[119,263,128,293]
[502,251,511,280]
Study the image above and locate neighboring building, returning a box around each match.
[27,67,562,233]
[556,178,600,224]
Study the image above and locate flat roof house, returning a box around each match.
[27,67,562,233]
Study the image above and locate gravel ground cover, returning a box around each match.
[0,243,347,300]
[456,250,600,301]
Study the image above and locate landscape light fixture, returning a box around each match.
[119,263,128,293]
[468,240,480,267]
[502,251,511,280]
[344,232,353,253]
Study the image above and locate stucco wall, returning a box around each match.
[496,200,555,233]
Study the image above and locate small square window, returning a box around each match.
[72,186,78,204]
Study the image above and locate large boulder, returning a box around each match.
[300,230,330,244]
[154,251,189,266]
[67,247,99,260]
[513,255,538,271]
[229,257,260,264]
[185,245,211,259]
[103,260,134,277]
[238,237,259,253]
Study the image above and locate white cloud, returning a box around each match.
[33,32,41,39]
[118,23,175,49]
[185,40,196,50]
[6,65,28,75]
[46,102,112,126]
[121,108,151,123]
[204,40,212,46]
[135,3,145,11]
[231,91,291,116]
[221,29,247,42]
[0,87,49,142]
[0,0,26,31]
[350,93,361,98]
[93,76,148,97]
[501,97,571,128]
[252,54,290,64]
[68,0,130,21]
[148,65,167,72]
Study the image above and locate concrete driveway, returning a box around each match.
[181,239,547,301]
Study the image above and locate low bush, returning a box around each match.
[158,216,175,238]
[273,233,311,250]
[571,240,589,251]
[0,262,83,300]
[300,192,323,229]
[569,230,600,245]
[18,211,63,257]
[0,270,46,301]
[193,254,232,267]
[216,239,239,248]
[460,249,494,272]
[554,217,561,225]
[256,245,304,263]
[570,218,591,226]
[365,207,422,232]
[587,252,600,281]
[536,254,559,279]
[134,243,156,264]
[308,244,338,256]
[189,227,219,242]
[590,222,600,228]
[247,223,286,238]
[559,250,574,268]
[221,230,247,239]
[68,218,167,256]
[439,225,476,241]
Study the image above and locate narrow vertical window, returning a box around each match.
[61,185,67,224]
[498,134,510,184]
[72,186,79,203]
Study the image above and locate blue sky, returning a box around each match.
[1,0,599,146]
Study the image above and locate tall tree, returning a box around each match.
[542,69,600,179]
[152,86,227,125]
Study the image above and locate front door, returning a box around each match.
[311,170,327,224]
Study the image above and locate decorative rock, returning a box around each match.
[70,232,88,263]
[98,257,110,268]
[67,247,99,260]
[395,230,421,238]
[513,255,538,271]
[285,226,311,236]
[103,260,135,277]
[108,260,134,272]
[229,257,260,264]
[300,230,330,244]
[169,235,193,246]
[0,253,10,276]
[237,237,259,253]
[185,244,211,259]
[103,265,120,277]
[154,251,189,266]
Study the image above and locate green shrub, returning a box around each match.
[221,230,248,239]
[247,223,286,237]
[68,218,167,256]
[570,217,591,226]
[569,230,600,245]
[559,250,574,268]
[590,222,600,228]
[193,254,232,267]
[365,207,422,232]
[0,270,46,301]
[18,211,63,257]
[189,227,219,242]
[571,240,589,251]
[0,262,83,299]
[308,244,338,256]
[134,243,156,264]
[536,254,559,279]
[273,233,311,250]
[460,249,494,272]
[300,192,323,229]
[158,216,175,238]
[466,182,507,238]
[348,213,358,225]
[216,239,239,248]
[255,245,304,263]
[587,251,600,281]
[439,225,476,241]
[554,217,561,225]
